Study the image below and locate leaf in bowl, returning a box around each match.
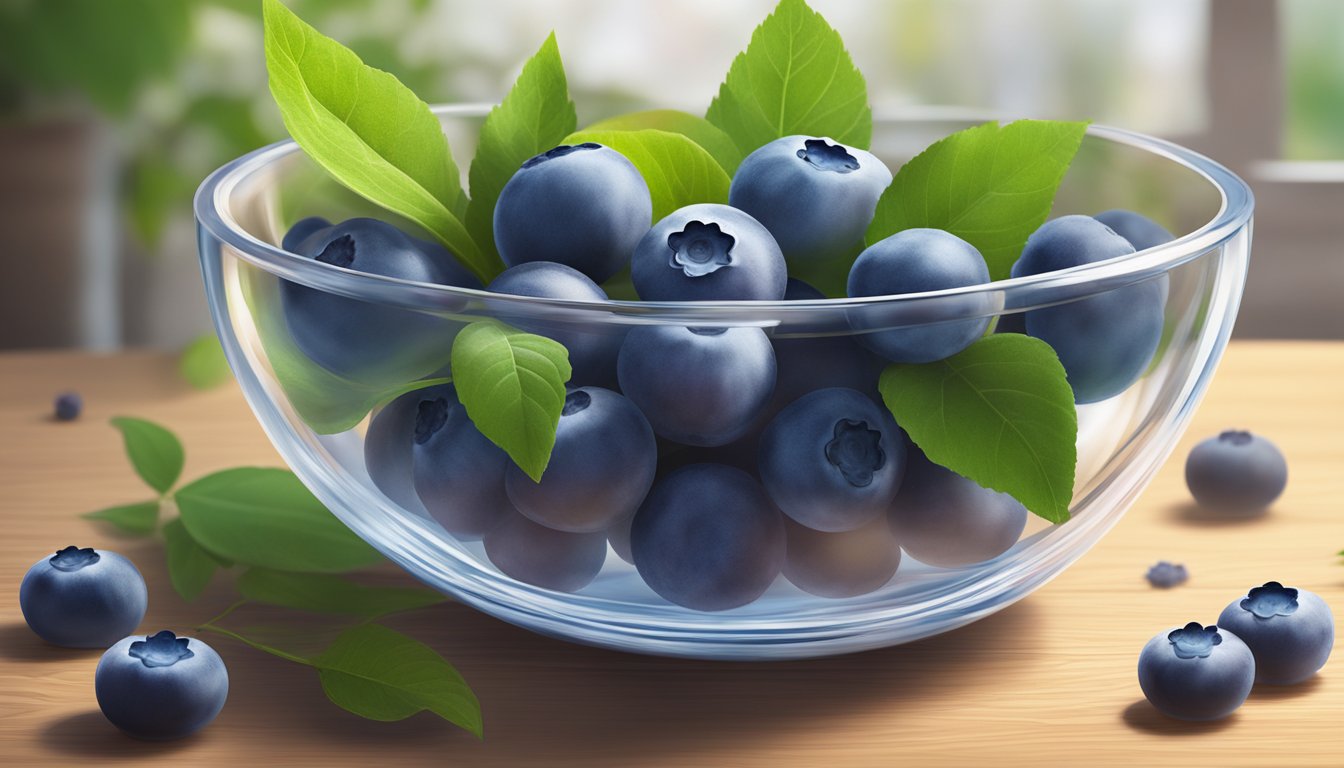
[564,128,730,219]
[583,109,744,174]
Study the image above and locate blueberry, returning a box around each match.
[53,391,82,421]
[1217,581,1334,685]
[887,447,1028,567]
[846,228,992,363]
[363,384,457,514]
[631,203,787,301]
[631,464,785,611]
[483,510,607,593]
[1146,561,1189,589]
[728,136,892,266]
[1138,622,1255,721]
[95,630,228,740]
[606,509,636,564]
[494,143,652,283]
[280,217,481,386]
[617,325,776,447]
[505,388,657,533]
[758,387,906,532]
[1185,430,1288,512]
[771,279,885,409]
[782,515,901,599]
[281,215,331,253]
[1093,209,1175,251]
[411,395,511,539]
[487,261,623,387]
[19,546,147,648]
[1011,215,1164,403]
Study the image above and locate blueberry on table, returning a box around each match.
[887,447,1028,568]
[1145,561,1189,589]
[758,387,906,532]
[19,546,147,648]
[617,325,776,447]
[1217,581,1333,685]
[363,383,457,514]
[1138,622,1254,721]
[411,395,512,539]
[280,217,481,386]
[846,228,992,363]
[53,391,82,421]
[506,387,657,533]
[483,510,607,593]
[631,203,787,301]
[1185,430,1288,512]
[728,136,892,266]
[96,630,228,740]
[487,261,624,387]
[630,463,785,611]
[782,515,901,599]
[494,143,652,283]
[1011,215,1165,403]
[1093,209,1175,251]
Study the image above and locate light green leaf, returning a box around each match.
[563,129,730,220]
[585,109,745,174]
[109,417,184,495]
[706,0,871,154]
[176,468,383,573]
[163,518,220,601]
[866,119,1089,281]
[236,568,446,618]
[82,500,160,536]
[451,321,571,482]
[179,334,232,390]
[262,0,495,282]
[878,334,1078,523]
[465,32,576,265]
[315,623,482,736]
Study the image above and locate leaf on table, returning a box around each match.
[878,334,1078,523]
[706,0,872,154]
[564,128,730,220]
[450,321,571,483]
[236,568,446,618]
[583,109,745,174]
[465,32,576,266]
[163,517,221,601]
[314,623,482,737]
[865,119,1088,281]
[109,416,184,495]
[175,467,383,573]
[83,500,161,536]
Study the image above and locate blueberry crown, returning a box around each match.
[1241,581,1299,619]
[315,234,356,268]
[667,221,734,277]
[1217,429,1253,446]
[796,138,860,173]
[521,142,601,169]
[49,545,100,572]
[413,396,451,445]
[1168,622,1222,659]
[129,630,195,668]
[562,389,592,416]
[824,418,885,487]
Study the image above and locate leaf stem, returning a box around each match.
[198,598,249,628]
[196,622,315,667]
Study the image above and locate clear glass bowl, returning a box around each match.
[194,106,1253,659]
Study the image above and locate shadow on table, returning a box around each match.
[0,622,105,663]
[1165,501,1272,527]
[1247,675,1323,701]
[1120,699,1239,735]
[40,711,199,757]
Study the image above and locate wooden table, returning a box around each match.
[1,342,1340,766]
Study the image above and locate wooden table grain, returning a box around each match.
[1,342,1341,767]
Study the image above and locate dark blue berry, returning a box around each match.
[95,630,229,740]
[19,546,147,648]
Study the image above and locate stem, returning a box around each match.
[198,598,249,629]
[197,622,314,667]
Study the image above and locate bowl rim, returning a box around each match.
[194,104,1254,316]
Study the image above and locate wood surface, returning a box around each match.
[0,342,1340,766]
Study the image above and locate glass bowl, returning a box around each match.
[194,106,1253,660]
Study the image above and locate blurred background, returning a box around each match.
[0,0,1339,353]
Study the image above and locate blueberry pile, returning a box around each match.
[286,134,1175,610]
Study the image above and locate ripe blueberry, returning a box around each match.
[20,546,147,648]
[1185,430,1288,512]
[411,394,512,539]
[1146,561,1189,589]
[53,391,82,421]
[363,384,457,515]
[631,203,786,301]
[770,279,885,410]
[95,630,229,740]
[1217,581,1333,685]
[1093,209,1175,251]
[1138,622,1255,721]
[280,215,332,253]
[782,515,901,599]
[494,143,652,283]
[483,510,607,593]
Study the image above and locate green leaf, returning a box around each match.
[706,0,871,154]
[878,334,1078,523]
[179,334,232,390]
[314,623,482,736]
[563,129,731,220]
[450,322,571,482]
[465,32,576,265]
[236,569,445,618]
[163,517,220,601]
[866,119,1089,281]
[82,500,160,536]
[109,417,184,495]
[262,0,495,282]
[584,109,745,174]
[175,468,383,573]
